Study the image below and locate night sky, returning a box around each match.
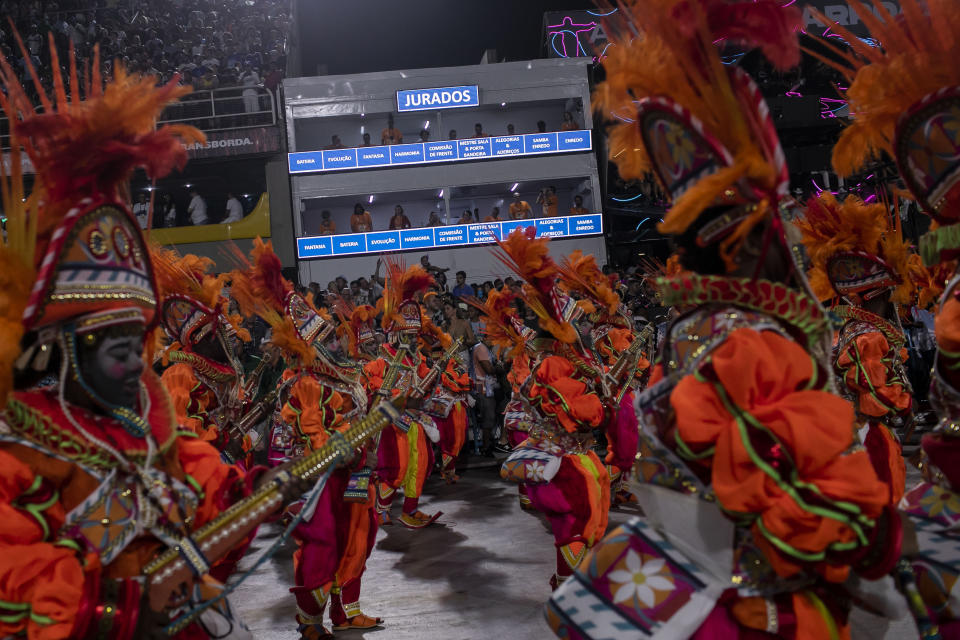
[295,0,595,76]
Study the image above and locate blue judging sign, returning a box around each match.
[397,85,479,112]
[288,130,593,174]
[297,213,603,260]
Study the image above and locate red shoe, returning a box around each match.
[399,510,442,528]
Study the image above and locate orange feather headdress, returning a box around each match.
[151,246,250,351]
[807,0,960,263]
[795,192,922,304]
[557,250,624,324]
[378,257,435,332]
[464,289,534,358]
[593,0,800,270]
[491,227,578,343]
[229,237,333,366]
[0,35,202,402]
[332,295,379,359]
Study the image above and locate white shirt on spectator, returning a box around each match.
[163,203,177,228]
[188,194,208,225]
[132,201,149,229]
[223,197,243,223]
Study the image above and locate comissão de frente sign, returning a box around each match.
[397,85,479,112]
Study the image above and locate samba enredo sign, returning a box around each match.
[296,214,603,259]
[396,85,479,112]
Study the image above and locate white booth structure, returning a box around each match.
[283,57,605,284]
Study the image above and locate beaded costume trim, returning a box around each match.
[657,274,831,350]
[831,305,906,349]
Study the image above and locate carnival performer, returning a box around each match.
[229,239,382,639]
[419,310,471,484]
[809,0,960,632]
[557,250,652,506]
[465,289,537,509]
[152,247,260,466]
[796,192,920,504]
[495,228,612,591]
[0,45,282,639]
[546,2,910,637]
[366,259,444,528]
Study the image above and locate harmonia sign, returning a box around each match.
[396,85,479,112]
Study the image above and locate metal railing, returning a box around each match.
[158,85,278,132]
[0,85,278,151]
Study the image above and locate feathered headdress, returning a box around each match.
[557,250,624,322]
[593,0,800,269]
[917,260,958,311]
[332,295,378,358]
[230,238,332,366]
[378,256,435,332]
[807,0,960,263]
[151,246,250,351]
[464,289,533,358]
[492,227,578,343]
[796,192,922,304]
[0,35,202,401]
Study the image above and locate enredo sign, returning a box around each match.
[397,85,480,112]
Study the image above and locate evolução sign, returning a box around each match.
[396,85,479,112]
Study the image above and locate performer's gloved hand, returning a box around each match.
[365,447,378,469]
[224,437,245,464]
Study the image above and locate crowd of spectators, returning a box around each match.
[0,0,290,121]
[313,188,591,236]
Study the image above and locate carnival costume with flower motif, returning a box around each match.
[547,2,908,638]
[810,2,960,633]
[493,228,611,590]
[152,247,259,467]
[230,239,381,637]
[0,42,262,639]
[365,260,443,529]
[796,192,919,504]
[558,250,653,506]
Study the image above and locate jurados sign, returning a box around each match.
[396,85,479,112]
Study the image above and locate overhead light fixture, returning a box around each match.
[423,120,430,129]
[438,189,444,198]
[368,195,375,203]
[509,183,519,192]
[500,102,506,107]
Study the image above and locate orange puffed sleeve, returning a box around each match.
[529,355,604,433]
[161,363,217,442]
[281,377,345,450]
[440,360,470,392]
[937,294,960,390]
[507,352,531,392]
[836,331,912,418]
[175,437,245,527]
[671,328,888,580]
[363,359,387,392]
[0,450,85,640]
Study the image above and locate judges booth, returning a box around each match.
[283,57,604,283]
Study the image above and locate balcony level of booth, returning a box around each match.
[283,57,605,282]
